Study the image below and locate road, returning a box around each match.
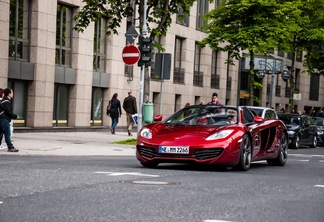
[0,147,323,222]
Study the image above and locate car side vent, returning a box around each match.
[194,148,223,160]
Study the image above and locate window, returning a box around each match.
[215,0,222,8]
[275,85,281,97]
[53,84,69,126]
[174,37,185,84]
[56,4,73,66]
[9,0,31,61]
[193,42,203,87]
[309,73,320,101]
[294,68,300,92]
[175,94,182,113]
[296,52,303,62]
[93,18,107,72]
[124,14,135,79]
[196,0,209,30]
[91,87,103,126]
[176,7,189,26]
[211,51,220,89]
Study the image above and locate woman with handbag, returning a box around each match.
[108,93,122,134]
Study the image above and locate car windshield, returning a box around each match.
[249,108,262,116]
[164,106,238,126]
[314,118,324,126]
[279,115,300,125]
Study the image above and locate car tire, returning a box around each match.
[267,133,288,166]
[236,134,251,171]
[140,162,159,168]
[310,135,317,148]
[290,135,300,149]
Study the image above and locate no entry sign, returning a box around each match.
[122,45,140,65]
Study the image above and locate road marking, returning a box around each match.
[289,159,309,162]
[314,185,324,188]
[204,220,234,222]
[289,154,324,158]
[132,181,169,185]
[320,160,324,163]
[0,201,3,204]
[94,171,159,177]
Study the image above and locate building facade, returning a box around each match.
[0,0,323,129]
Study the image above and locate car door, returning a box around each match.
[300,116,311,144]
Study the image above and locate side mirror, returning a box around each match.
[154,114,163,122]
[254,116,264,123]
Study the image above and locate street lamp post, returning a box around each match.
[257,58,290,108]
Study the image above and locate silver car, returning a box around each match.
[247,106,278,119]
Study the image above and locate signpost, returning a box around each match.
[122,45,140,66]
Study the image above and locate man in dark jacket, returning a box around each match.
[0,88,18,152]
[123,91,137,136]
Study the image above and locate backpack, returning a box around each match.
[106,100,112,115]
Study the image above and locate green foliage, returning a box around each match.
[253,96,261,105]
[73,0,196,41]
[200,0,285,61]
[111,138,136,145]
[253,81,263,90]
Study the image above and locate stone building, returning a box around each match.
[0,0,323,129]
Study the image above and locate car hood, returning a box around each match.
[142,122,239,144]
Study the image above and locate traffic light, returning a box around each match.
[138,36,152,67]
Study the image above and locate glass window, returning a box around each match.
[174,37,185,84]
[193,42,203,87]
[8,79,27,126]
[196,0,209,30]
[56,4,73,66]
[211,50,219,89]
[309,73,320,101]
[176,7,189,26]
[9,0,30,61]
[91,87,103,126]
[53,84,69,126]
[93,18,107,71]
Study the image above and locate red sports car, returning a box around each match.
[136,105,288,171]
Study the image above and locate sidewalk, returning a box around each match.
[0,130,137,156]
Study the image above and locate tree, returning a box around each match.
[200,0,324,106]
[73,0,196,102]
[275,0,324,108]
[200,0,287,105]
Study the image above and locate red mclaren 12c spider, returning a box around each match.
[136,105,288,171]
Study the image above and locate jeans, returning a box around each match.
[111,117,119,130]
[0,119,14,148]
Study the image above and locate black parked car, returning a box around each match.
[278,114,317,149]
[313,117,324,145]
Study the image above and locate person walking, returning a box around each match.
[109,93,122,134]
[0,88,19,152]
[123,91,137,136]
[0,88,5,150]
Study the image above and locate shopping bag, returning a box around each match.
[132,114,138,125]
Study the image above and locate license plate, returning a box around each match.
[158,146,189,154]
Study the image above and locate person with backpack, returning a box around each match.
[0,88,19,152]
[108,93,122,134]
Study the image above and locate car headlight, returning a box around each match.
[287,131,295,136]
[318,131,324,135]
[206,130,234,141]
[140,128,152,139]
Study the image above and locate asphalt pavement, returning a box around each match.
[0,129,137,156]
